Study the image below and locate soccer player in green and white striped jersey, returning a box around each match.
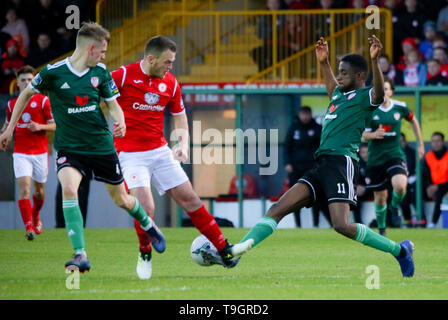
[0,22,166,273]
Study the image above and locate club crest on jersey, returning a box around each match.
[91,77,99,88]
[158,83,167,92]
[57,156,67,165]
[22,112,31,123]
[347,92,357,100]
[394,112,401,121]
[144,92,160,105]
[30,102,37,108]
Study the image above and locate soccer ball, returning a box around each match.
[190,235,220,266]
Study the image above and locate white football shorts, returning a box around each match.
[118,145,189,195]
[13,152,49,183]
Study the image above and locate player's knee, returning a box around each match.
[34,188,45,200]
[394,184,406,195]
[178,193,201,212]
[266,203,286,223]
[333,221,350,237]
[19,189,30,200]
[62,185,78,199]
[113,193,131,210]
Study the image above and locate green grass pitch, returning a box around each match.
[0,227,447,300]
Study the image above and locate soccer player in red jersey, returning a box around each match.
[1,65,55,240]
[112,36,250,279]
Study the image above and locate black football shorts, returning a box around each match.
[298,155,359,208]
[56,151,124,185]
[365,158,408,191]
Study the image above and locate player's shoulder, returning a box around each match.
[31,93,49,104]
[92,62,112,76]
[162,72,179,90]
[46,58,68,72]
[163,71,177,82]
[357,86,373,94]
[7,97,18,109]
[391,99,407,108]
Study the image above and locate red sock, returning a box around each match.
[187,205,226,252]
[134,219,152,253]
[32,195,44,220]
[18,199,33,231]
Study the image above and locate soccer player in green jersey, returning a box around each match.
[0,22,166,273]
[233,36,415,278]
[362,78,424,236]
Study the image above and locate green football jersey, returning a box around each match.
[30,57,119,155]
[366,99,412,166]
[315,86,381,161]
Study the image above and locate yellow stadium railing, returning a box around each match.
[97,0,223,71]
[151,8,392,83]
[246,8,392,84]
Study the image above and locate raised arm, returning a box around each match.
[0,85,35,151]
[315,37,338,98]
[368,35,385,105]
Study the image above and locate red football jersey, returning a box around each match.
[6,94,53,154]
[111,60,185,152]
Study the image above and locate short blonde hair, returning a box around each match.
[76,22,110,46]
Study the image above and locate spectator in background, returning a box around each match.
[432,46,448,77]
[1,7,29,54]
[423,132,448,228]
[437,0,448,36]
[27,33,59,68]
[26,0,65,45]
[419,0,446,23]
[312,0,334,40]
[418,21,437,60]
[393,0,428,63]
[396,37,423,71]
[426,58,448,85]
[396,49,427,86]
[432,34,448,51]
[367,54,396,85]
[284,106,331,228]
[1,38,25,93]
[250,0,288,72]
[286,0,315,9]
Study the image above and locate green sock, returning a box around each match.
[241,216,277,247]
[127,197,151,229]
[63,199,85,252]
[374,203,387,229]
[391,189,406,209]
[354,223,401,256]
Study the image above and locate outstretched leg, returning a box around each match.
[240,182,313,248]
[329,201,414,277]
